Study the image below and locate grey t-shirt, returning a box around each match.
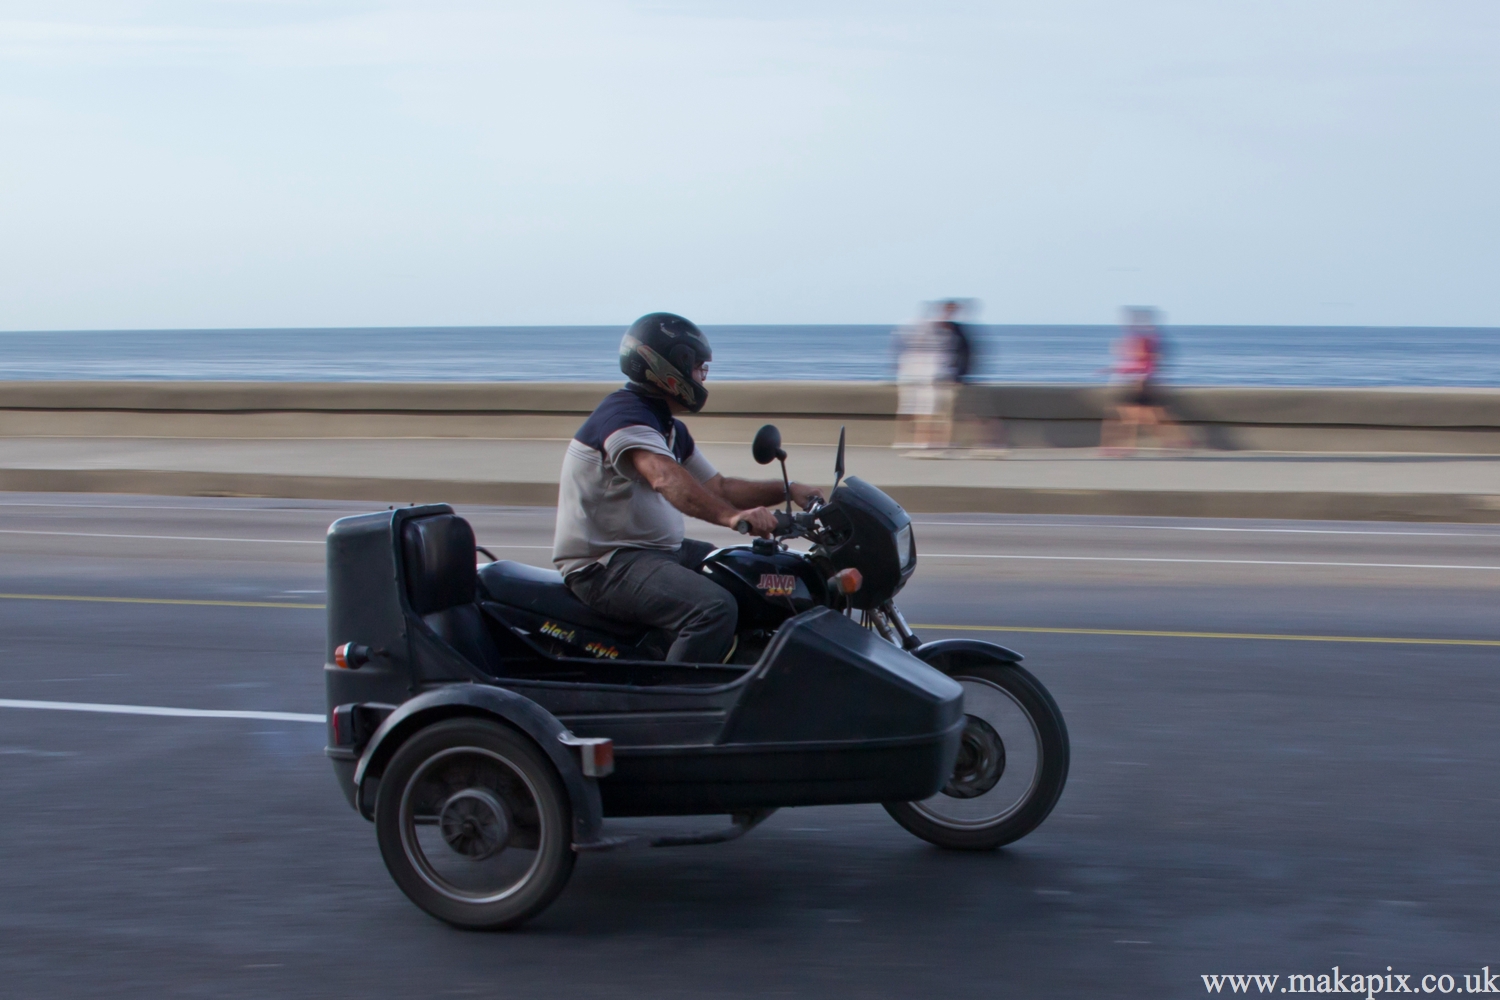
[552,387,718,577]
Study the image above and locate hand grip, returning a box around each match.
[737,511,796,535]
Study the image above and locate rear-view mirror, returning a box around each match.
[752,424,785,465]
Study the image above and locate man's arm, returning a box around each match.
[706,475,823,511]
[630,451,779,536]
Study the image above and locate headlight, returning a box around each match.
[894,524,914,569]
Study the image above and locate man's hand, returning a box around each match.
[789,483,824,510]
[726,506,778,538]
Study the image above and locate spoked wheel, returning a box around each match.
[374,718,575,929]
[885,661,1069,850]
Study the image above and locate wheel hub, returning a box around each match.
[438,788,510,860]
[942,715,1006,799]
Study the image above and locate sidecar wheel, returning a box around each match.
[885,661,1068,850]
[374,718,575,930]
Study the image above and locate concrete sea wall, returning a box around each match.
[1,381,1497,453]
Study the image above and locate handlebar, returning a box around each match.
[735,509,809,536]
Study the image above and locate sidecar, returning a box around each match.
[324,504,967,929]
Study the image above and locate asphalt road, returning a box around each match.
[2,493,1498,999]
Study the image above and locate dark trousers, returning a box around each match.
[566,539,738,664]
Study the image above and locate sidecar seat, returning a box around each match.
[401,513,505,676]
[478,560,651,643]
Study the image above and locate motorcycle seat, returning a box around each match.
[477,560,651,642]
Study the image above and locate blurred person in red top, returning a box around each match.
[1099,307,1193,454]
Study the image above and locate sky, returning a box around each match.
[1,1,1497,330]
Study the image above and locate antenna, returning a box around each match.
[832,425,846,492]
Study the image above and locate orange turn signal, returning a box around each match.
[334,642,372,670]
[830,568,863,594]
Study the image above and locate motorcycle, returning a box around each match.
[323,425,1069,929]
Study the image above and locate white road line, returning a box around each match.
[0,502,365,513]
[7,525,1490,568]
[0,529,322,544]
[0,501,551,513]
[921,553,1500,570]
[0,529,553,549]
[0,698,323,723]
[913,521,1500,538]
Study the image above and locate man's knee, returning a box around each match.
[690,585,737,633]
[664,582,737,663]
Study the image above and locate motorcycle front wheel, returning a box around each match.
[885,661,1069,850]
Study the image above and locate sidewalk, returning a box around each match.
[0,437,1497,522]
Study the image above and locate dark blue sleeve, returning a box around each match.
[574,389,672,454]
[671,419,695,463]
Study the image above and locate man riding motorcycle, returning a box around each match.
[552,312,823,663]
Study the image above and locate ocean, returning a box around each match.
[0,325,1497,386]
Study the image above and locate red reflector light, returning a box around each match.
[558,732,615,778]
[334,642,352,669]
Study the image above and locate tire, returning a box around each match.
[374,718,576,929]
[885,661,1069,850]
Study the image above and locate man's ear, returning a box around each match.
[668,345,697,374]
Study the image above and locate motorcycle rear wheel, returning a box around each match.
[885,661,1068,850]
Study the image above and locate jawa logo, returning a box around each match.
[539,621,577,644]
[757,573,797,598]
[584,641,621,660]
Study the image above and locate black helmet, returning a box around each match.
[619,312,713,413]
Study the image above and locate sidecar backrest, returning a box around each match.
[400,513,505,675]
[402,513,476,613]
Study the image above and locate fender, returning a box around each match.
[913,637,1024,670]
[351,684,605,849]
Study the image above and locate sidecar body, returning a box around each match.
[324,505,966,844]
